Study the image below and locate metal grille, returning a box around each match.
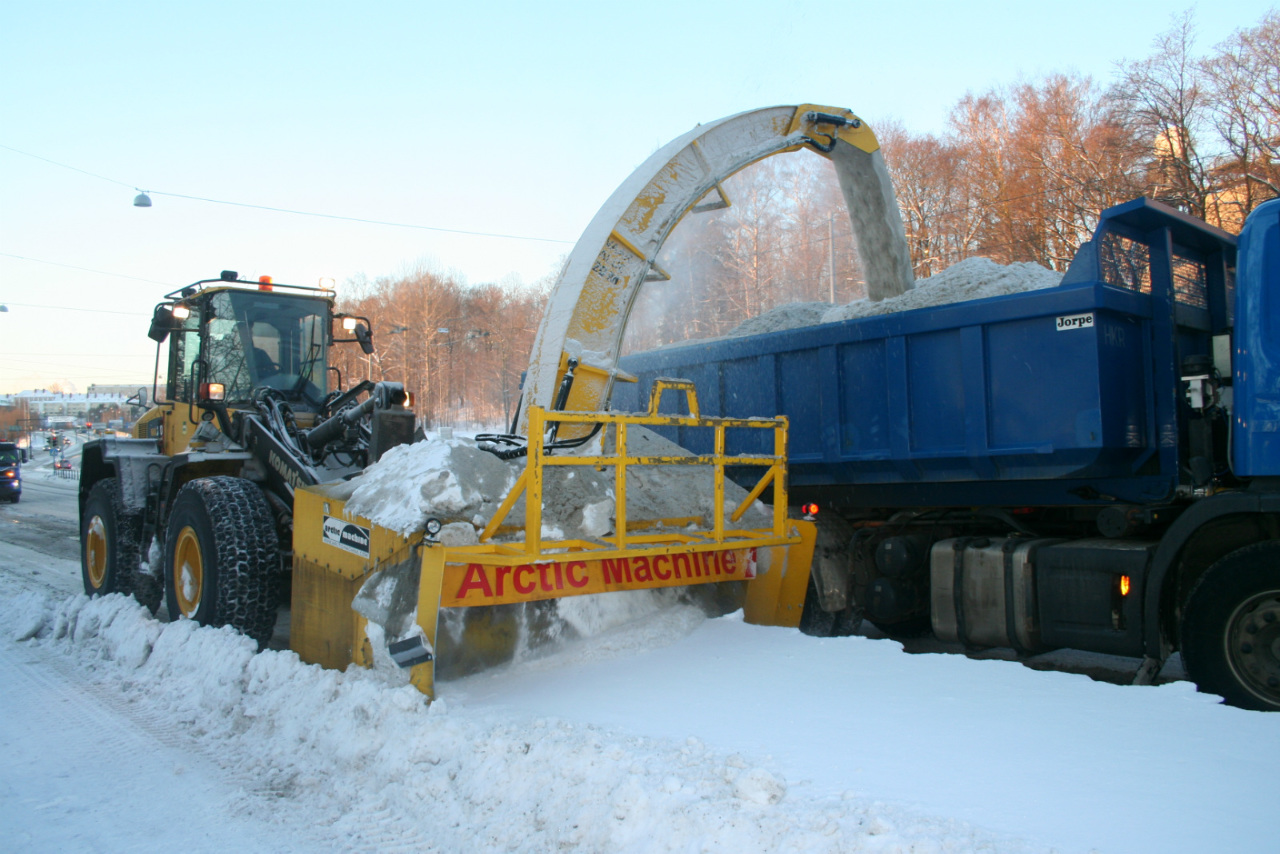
[1099,233,1151,294]
[1172,253,1208,310]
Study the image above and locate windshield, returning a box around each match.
[203,290,330,405]
[0,450,18,466]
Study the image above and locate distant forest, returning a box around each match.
[333,11,1279,429]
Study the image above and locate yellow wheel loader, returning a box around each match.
[78,271,415,646]
[81,105,903,698]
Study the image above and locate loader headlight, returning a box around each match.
[342,317,358,331]
[424,517,443,538]
[171,304,191,320]
[199,382,225,402]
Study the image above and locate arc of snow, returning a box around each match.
[519,104,913,431]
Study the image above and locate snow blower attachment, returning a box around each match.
[289,379,816,699]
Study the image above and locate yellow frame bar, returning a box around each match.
[475,380,791,561]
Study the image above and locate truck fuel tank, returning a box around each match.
[931,536,1152,657]
[931,537,1063,653]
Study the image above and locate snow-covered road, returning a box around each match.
[2,537,1276,853]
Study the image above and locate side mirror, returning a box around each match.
[355,323,374,355]
[148,306,175,342]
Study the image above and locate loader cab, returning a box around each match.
[163,282,332,411]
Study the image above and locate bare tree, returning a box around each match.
[1202,11,1280,227]
[1114,12,1214,218]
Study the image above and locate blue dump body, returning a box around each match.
[615,199,1238,509]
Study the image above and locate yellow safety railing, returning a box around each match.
[463,379,794,565]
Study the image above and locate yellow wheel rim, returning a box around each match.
[173,525,204,617]
[85,515,108,590]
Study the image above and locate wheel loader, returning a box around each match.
[79,271,416,645]
[80,105,903,698]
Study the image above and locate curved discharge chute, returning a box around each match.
[519,104,914,431]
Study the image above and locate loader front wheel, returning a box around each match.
[81,478,141,598]
[165,477,280,649]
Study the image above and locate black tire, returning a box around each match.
[81,478,141,598]
[164,477,280,649]
[132,544,164,615]
[11,493,19,503]
[1181,542,1280,711]
[867,614,934,640]
[799,574,863,637]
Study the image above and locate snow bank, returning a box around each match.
[1,585,1043,853]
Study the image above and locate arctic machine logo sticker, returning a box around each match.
[1056,312,1095,331]
[322,516,371,557]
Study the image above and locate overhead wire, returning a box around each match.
[0,143,575,245]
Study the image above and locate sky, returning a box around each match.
[2,0,1276,393]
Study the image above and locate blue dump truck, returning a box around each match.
[616,197,1280,710]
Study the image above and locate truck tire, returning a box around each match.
[81,478,141,598]
[1181,542,1280,711]
[799,575,862,637]
[164,477,280,649]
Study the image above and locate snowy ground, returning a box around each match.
[2,526,1276,853]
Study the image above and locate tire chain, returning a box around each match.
[188,477,280,648]
[85,479,143,597]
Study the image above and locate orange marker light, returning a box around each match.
[258,275,273,291]
[1119,575,1132,596]
[801,502,819,517]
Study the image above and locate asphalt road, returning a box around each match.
[0,466,80,562]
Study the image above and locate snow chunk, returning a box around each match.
[344,438,514,536]
[732,767,787,805]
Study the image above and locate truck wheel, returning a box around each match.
[1182,542,1280,711]
[81,478,141,598]
[799,575,862,637]
[164,477,280,649]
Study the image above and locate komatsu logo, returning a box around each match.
[268,450,306,490]
[322,516,371,557]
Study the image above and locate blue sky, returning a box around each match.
[1,0,1275,392]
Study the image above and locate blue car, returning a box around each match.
[0,444,21,503]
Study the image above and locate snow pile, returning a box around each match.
[822,256,1062,323]
[343,428,771,540]
[710,256,1063,340]
[1,585,1045,853]
[342,438,516,536]
[726,301,835,337]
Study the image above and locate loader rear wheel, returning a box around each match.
[1182,543,1280,711]
[81,478,141,598]
[164,477,280,649]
